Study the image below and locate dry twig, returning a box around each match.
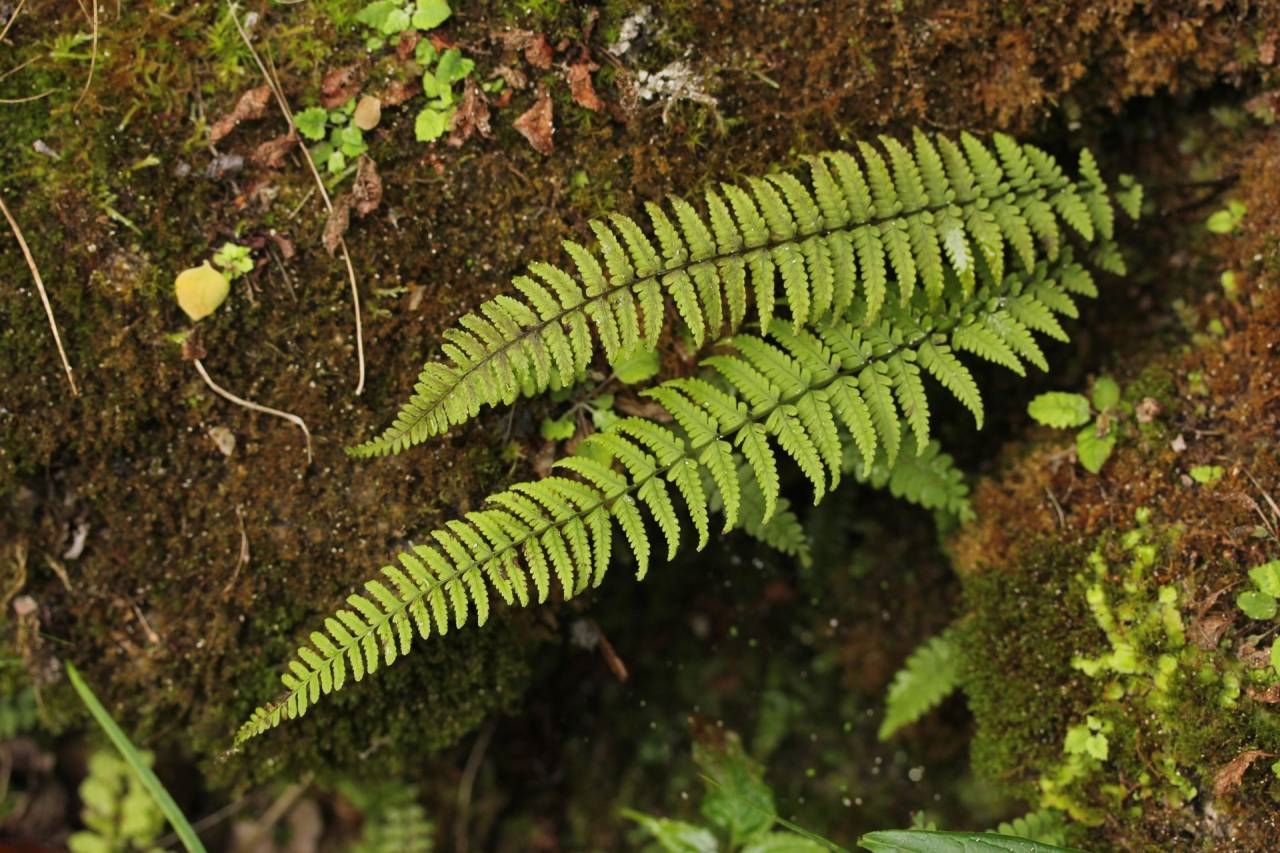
[193,358,312,466]
[0,193,79,396]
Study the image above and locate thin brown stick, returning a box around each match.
[73,0,98,109]
[0,90,53,104]
[455,718,497,853]
[226,2,366,395]
[193,358,312,465]
[0,0,28,42]
[0,192,79,396]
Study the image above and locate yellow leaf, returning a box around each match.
[174,261,230,321]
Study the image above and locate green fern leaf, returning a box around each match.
[348,135,1130,458]
[878,629,962,739]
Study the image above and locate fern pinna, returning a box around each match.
[237,237,1134,743]
[349,130,1139,457]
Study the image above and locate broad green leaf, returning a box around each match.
[1272,638,1280,676]
[540,416,576,441]
[435,48,475,84]
[1090,376,1119,411]
[411,0,451,30]
[1075,425,1115,474]
[621,810,718,853]
[1027,393,1091,429]
[1188,464,1223,484]
[1248,560,1280,597]
[615,347,661,385]
[354,0,399,31]
[294,107,329,141]
[859,829,1082,853]
[415,107,451,142]
[1237,590,1278,621]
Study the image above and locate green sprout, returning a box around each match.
[296,99,368,174]
[1027,376,1123,473]
[1236,559,1280,622]
[1205,199,1246,235]
[356,0,452,50]
[211,242,254,281]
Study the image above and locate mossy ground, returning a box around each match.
[954,127,1280,850]
[2,0,1278,848]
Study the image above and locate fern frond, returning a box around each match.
[855,436,973,523]
[994,810,1069,847]
[239,249,1101,744]
[350,132,1125,457]
[878,628,962,740]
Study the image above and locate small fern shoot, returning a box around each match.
[350,131,1125,457]
[238,245,1116,744]
[878,629,963,740]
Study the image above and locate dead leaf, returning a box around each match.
[492,64,529,90]
[323,198,351,255]
[1213,749,1274,796]
[320,65,363,109]
[1189,611,1232,650]
[396,30,421,61]
[614,395,672,421]
[447,79,492,147]
[353,95,382,131]
[524,33,554,69]
[250,131,297,169]
[352,157,383,217]
[268,231,296,260]
[209,85,272,143]
[566,60,604,111]
[513,86,554,155]
[379,78,422,107]
[495,29,553,69]
[1247,683,1280,704]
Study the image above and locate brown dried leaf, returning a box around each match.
[524,33,553,69]
[1189,611,1232,650]
[447,79,492,147]
[379,78,422,107]
[513,86,554,155]
[352,157,383,217]
[181,327,207,362]
[323,197,352,256]
[250,131,297,169]
[396,30,421,61]
[613,395,672,421]
[492,64,529,91]
[1213,749,1274,797]
[566,60,604,111]
[320,65,363,109]
[209,85,272,143]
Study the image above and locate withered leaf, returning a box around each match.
[495,29,553,69]
[447,79,492,147]
[513,86,554,155]
[210,85,272,143]
[322,197,352,256]
[379,78,422,107]
[566,60,604,112]
[1213,749,1274,796]
[320,65,363,109]
[251,131,297,169]
[352,157,383,217]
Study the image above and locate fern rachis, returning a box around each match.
[350,131,1131,457]
[237,245,1122,744]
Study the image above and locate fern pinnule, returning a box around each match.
[239,247,1106,744]
[349,131,1128,458]
[878,629,963,739]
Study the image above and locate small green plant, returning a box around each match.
[338,780,435,853]
[414,47,477,142]
[296,98,369,174]
[1027,375,1122,473]
[1205,199,1246,234]
[622,725,828,852]
[211,242,254,282]
[65,661,206,852]
[1236,559,1280,624]
[355,0,452,50]
[68,750,166,853]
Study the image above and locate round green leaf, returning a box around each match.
[1248,560,1280,597]
[1076,426,1115,474]
[1237,590,1278,621]
[1090,376,1120,411]
[1027,392,1091,428]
